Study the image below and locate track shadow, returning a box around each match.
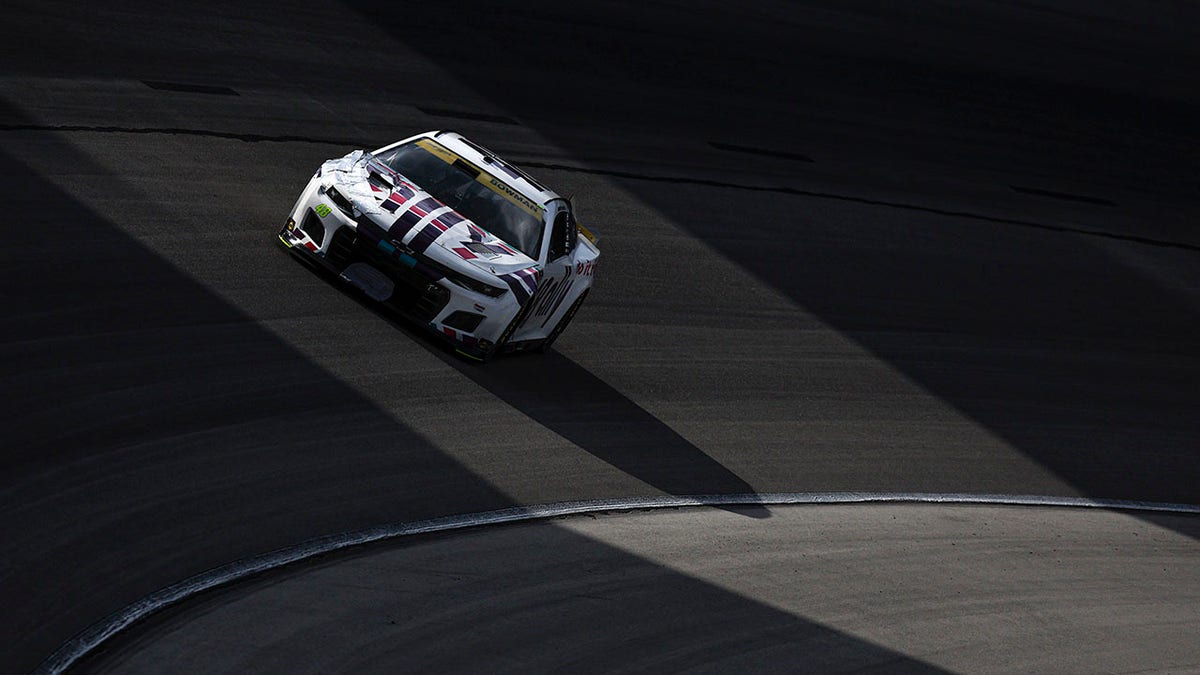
[1,102,816,672]
[348,0,1200,527]
[0,132,850,673]
[0,118,931,673]
[93,518,948,673]
[303,259,770,519]
[675,190,1200,506]
[448,350,772,518]
[0,109,499,669]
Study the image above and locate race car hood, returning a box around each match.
[320,151,539,277]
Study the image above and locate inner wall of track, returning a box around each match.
[2,0,1198,672]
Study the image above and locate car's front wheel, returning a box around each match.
[537,290,588,353]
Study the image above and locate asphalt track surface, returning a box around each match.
[2,0,1199,672]
[90,505,1200,673]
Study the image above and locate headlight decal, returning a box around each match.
[454,275,507,297]
[498,266,540,306]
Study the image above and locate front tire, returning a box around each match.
[537,290,588,353]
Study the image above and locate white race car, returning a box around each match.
[279,131,599,361]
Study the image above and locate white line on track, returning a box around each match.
[39,492,1200,674]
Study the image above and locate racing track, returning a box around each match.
[2,0,1199,672]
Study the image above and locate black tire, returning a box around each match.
[537,290,588,353]
[487,300,535,361]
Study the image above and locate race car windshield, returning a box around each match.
[374,141,544,259]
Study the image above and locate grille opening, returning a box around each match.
[411,283,451,323]
[318,224,453,323]
[324,226,356,269]
[301,209,326,246]
[326,187,355,216]
[442,311,485,333]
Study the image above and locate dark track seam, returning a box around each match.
[141,80,240,96]
[416,106,520,125]
[4,123,1195,252]
[709,140,815,163]
[519,161,1200,253]
[1010,184,1116,207]
[0,123,362,146]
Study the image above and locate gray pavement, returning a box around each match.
[92,505,1200,674]
[1,0,1198,671]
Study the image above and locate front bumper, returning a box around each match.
[278,217,501,361]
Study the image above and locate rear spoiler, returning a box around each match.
[577,221,600,247]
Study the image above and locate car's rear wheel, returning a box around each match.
[537,290,588,353]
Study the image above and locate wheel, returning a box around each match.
[487,299,535,361]
[537,290,588,353]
